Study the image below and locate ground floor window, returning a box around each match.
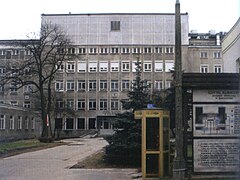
[55,118,63,129]
[66,118,74,129]
[0,114,5,129]
[89,118,96,129]
[77,118,85,129]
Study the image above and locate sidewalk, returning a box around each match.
[0,137,140,180]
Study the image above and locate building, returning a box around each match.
[41,13,189,135]
[222,18,240,73]
[187,30,225,73]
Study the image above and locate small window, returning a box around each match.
[78,80,86,91]
[111,21,120,31]
[77,99,85,110]
[99,62,108,72]
[155,61,163,72]
[0,115,5,129]
[66,80,75,91]
[200,52,208,59]
[111,62,119,72]
[122,61,130,72]
[155,81,163,90]
[144,62,152,72]
[78,61,86,72]
[79,48,86,54]
[100,99,108,110]
[200,65,209,73]
[214,65,222,73]
[213,51,221,59]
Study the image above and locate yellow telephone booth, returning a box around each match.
[135,109,170,179]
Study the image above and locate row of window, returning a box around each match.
[0,114,35,130]
[61,46,174,55]
[58,60,174,73]
[56,99,123,111]
[56,80,171,92]
[200,64,222,73]
[200,51,221,59]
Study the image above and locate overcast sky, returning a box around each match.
[0,0,239,39]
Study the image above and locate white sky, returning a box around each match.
[0,0,239,39]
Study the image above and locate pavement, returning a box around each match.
[0,136,141,180]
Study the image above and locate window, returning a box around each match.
[144,47,152,53]
[111,62,119,72]
[24,85,32,93]
[111,21,120,31]
[68,48,75,54]
[77,61,86,72]
[165,61,174,72]
[111,80,119,91]
[111,47,119,54]
[66,62,75,72]
[144,62,152,72]
[66,118,74,130]
[111,99,119,110]
[100,80,108,91]
[10,82,18,92]
[23,101,31,108]
[122,61,130,72]
[122,80,130,91]
[144,80,152,89]
[214,65,222,73]
[78,48,86,54]
[0,115,5,129]
[214,51,221,59]
[166,47,174,54]
[56,99,64,109]
[89,48,98,54]
[89,80,97,91]
[121,47,130,54]
[100,99,108,110]
[132,61,137,72]
[55,80,64,91]
[17,116,22,129]
[10,101,18,106]
[132,47,141,54]
[67,99,75,110]
[31,117,35,130]
[155,81,163,90]
[25,117,29,130]
[155,61,163,72]
[77,99,85,110]
[56,63,64,73]
[6,50,12,59]
[77,118,85,129]
[166,81,172,89]
[0,66,6,75]
[200,65,209,73]
[10,115,14,129]
[89,118,96,129]
[89,99,96,110]
[200,52,208,58]
[99,62,108,72]
[89,62,97,72]
[0,84,4,93]
[100,48,108,54]
[155,47,163,54]
[78,80,86,91]
[66,80,75,91]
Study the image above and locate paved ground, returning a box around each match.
[0,137,140,180]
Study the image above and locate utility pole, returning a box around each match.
[173,0,186,179]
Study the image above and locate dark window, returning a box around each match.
[77,118,85,129]
[89,118,96,129]
[55,118,63,129]
[66,118,74,129]
[195,107,203,124]
[111,21,120,31]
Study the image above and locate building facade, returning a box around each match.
[0,13,228,138]
[41,13,189,134]
[222,18,240,73]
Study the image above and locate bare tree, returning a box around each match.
[1,23,72,141]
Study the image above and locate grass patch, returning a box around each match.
[0,139,65,158]
[71,150,140,169]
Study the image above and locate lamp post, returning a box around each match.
[172,0,186,179]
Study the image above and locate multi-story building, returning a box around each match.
[187,30,225,73]
[41,13,189,134]
[0,13,229,138]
